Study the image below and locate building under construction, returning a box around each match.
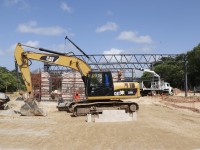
[31,68,124,102]
[30,53,177,102]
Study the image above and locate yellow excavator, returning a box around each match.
[14,38,140,116]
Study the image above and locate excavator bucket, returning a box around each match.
[20,99,46,116]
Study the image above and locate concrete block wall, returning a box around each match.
[41,72,50,101]
[61,71,85,101]
[35,71,125,101]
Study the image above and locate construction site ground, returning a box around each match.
[0,93,200,150]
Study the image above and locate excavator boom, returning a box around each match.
[15,43,91,98]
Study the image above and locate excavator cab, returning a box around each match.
[86,71,114,97]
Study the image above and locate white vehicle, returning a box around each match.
[136,68,174,96]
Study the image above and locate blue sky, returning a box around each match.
[1,0,200,71]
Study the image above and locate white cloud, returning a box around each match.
[4,0,29,9]
[17,21,67,36]
[24,40,39,47]
[6,40,39,53]
[102,48,125,63]
[60,2,72,12]
[117,31,153,44]
[96,22,118,33]
[102,48,134,70]
[103,48,124,54]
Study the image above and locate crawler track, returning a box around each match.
[69,100,139,116]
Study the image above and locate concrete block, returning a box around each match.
[94,110,137,123]
[86,114,92,122]
[132,112,137,121]
[102,110,125,115]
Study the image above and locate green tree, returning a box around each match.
[0,67,17,92]
[141,57,185,88]
[187,44,200,88]
[10,69,26,91]
[154,62,184,88]
[0,67,25,92]
[146,44,200,89]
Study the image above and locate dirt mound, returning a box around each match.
[162,96,200,103]
[159,96,200,113]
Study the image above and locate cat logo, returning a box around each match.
[40,56,59,62]
[46,56,54,62]
[114,90,125,96]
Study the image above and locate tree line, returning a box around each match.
[1,44,200,92]
[142,44,200,90]
[0,67,25,93]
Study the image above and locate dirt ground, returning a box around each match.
[0,94,200,150]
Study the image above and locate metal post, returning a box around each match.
[44,63,50,72]
[132,68,134,80]
[184,55,188,97]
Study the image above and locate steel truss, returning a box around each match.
[44,54,178,74]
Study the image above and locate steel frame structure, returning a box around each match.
[44,54,178,74]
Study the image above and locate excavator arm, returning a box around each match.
[14,43,91,98]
